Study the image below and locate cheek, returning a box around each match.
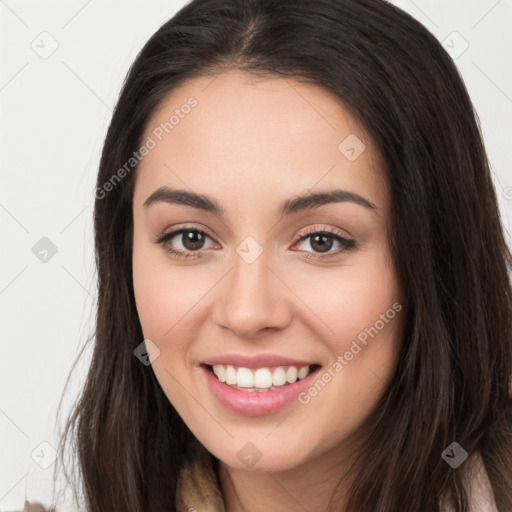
[291,250,401,350]
[132,240,168,339]
[288,249,403,419]
[132,237,209,341]
[132,240,202,410]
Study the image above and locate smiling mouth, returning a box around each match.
[201,363,322,392]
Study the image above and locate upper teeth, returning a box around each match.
[211,364,312,389]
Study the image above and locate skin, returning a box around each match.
[132,69,405,511]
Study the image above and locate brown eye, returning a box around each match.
[292,229,357,259]
[180,230,206,251]
[155,228,217,260]
[308,233,334,253]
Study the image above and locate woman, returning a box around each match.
[19,0,512,510]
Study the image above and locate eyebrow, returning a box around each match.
[143,186,377,217]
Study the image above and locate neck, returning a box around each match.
[217,437,362,512]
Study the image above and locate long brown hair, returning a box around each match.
[52,0,512,510]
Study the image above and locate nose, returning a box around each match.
[212,249,292,338]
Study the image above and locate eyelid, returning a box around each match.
[295,224,353,240]
[291,225,356,259]
[154,223,217,243]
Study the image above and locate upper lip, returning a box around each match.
[201,353,319,369]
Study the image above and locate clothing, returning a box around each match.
[11,446,498,512]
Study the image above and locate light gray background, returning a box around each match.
[1,0,511,509]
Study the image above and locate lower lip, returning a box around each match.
[200,364,321,416]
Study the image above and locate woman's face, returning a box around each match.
[132,70,404,472]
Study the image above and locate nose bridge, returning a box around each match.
[213,237,291,336]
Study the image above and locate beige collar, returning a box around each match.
[176,445,226,512]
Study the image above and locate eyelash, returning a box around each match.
[153,224,357,261]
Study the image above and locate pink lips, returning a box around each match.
[200,356,321,416]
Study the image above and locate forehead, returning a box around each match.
[134,69,388,215]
